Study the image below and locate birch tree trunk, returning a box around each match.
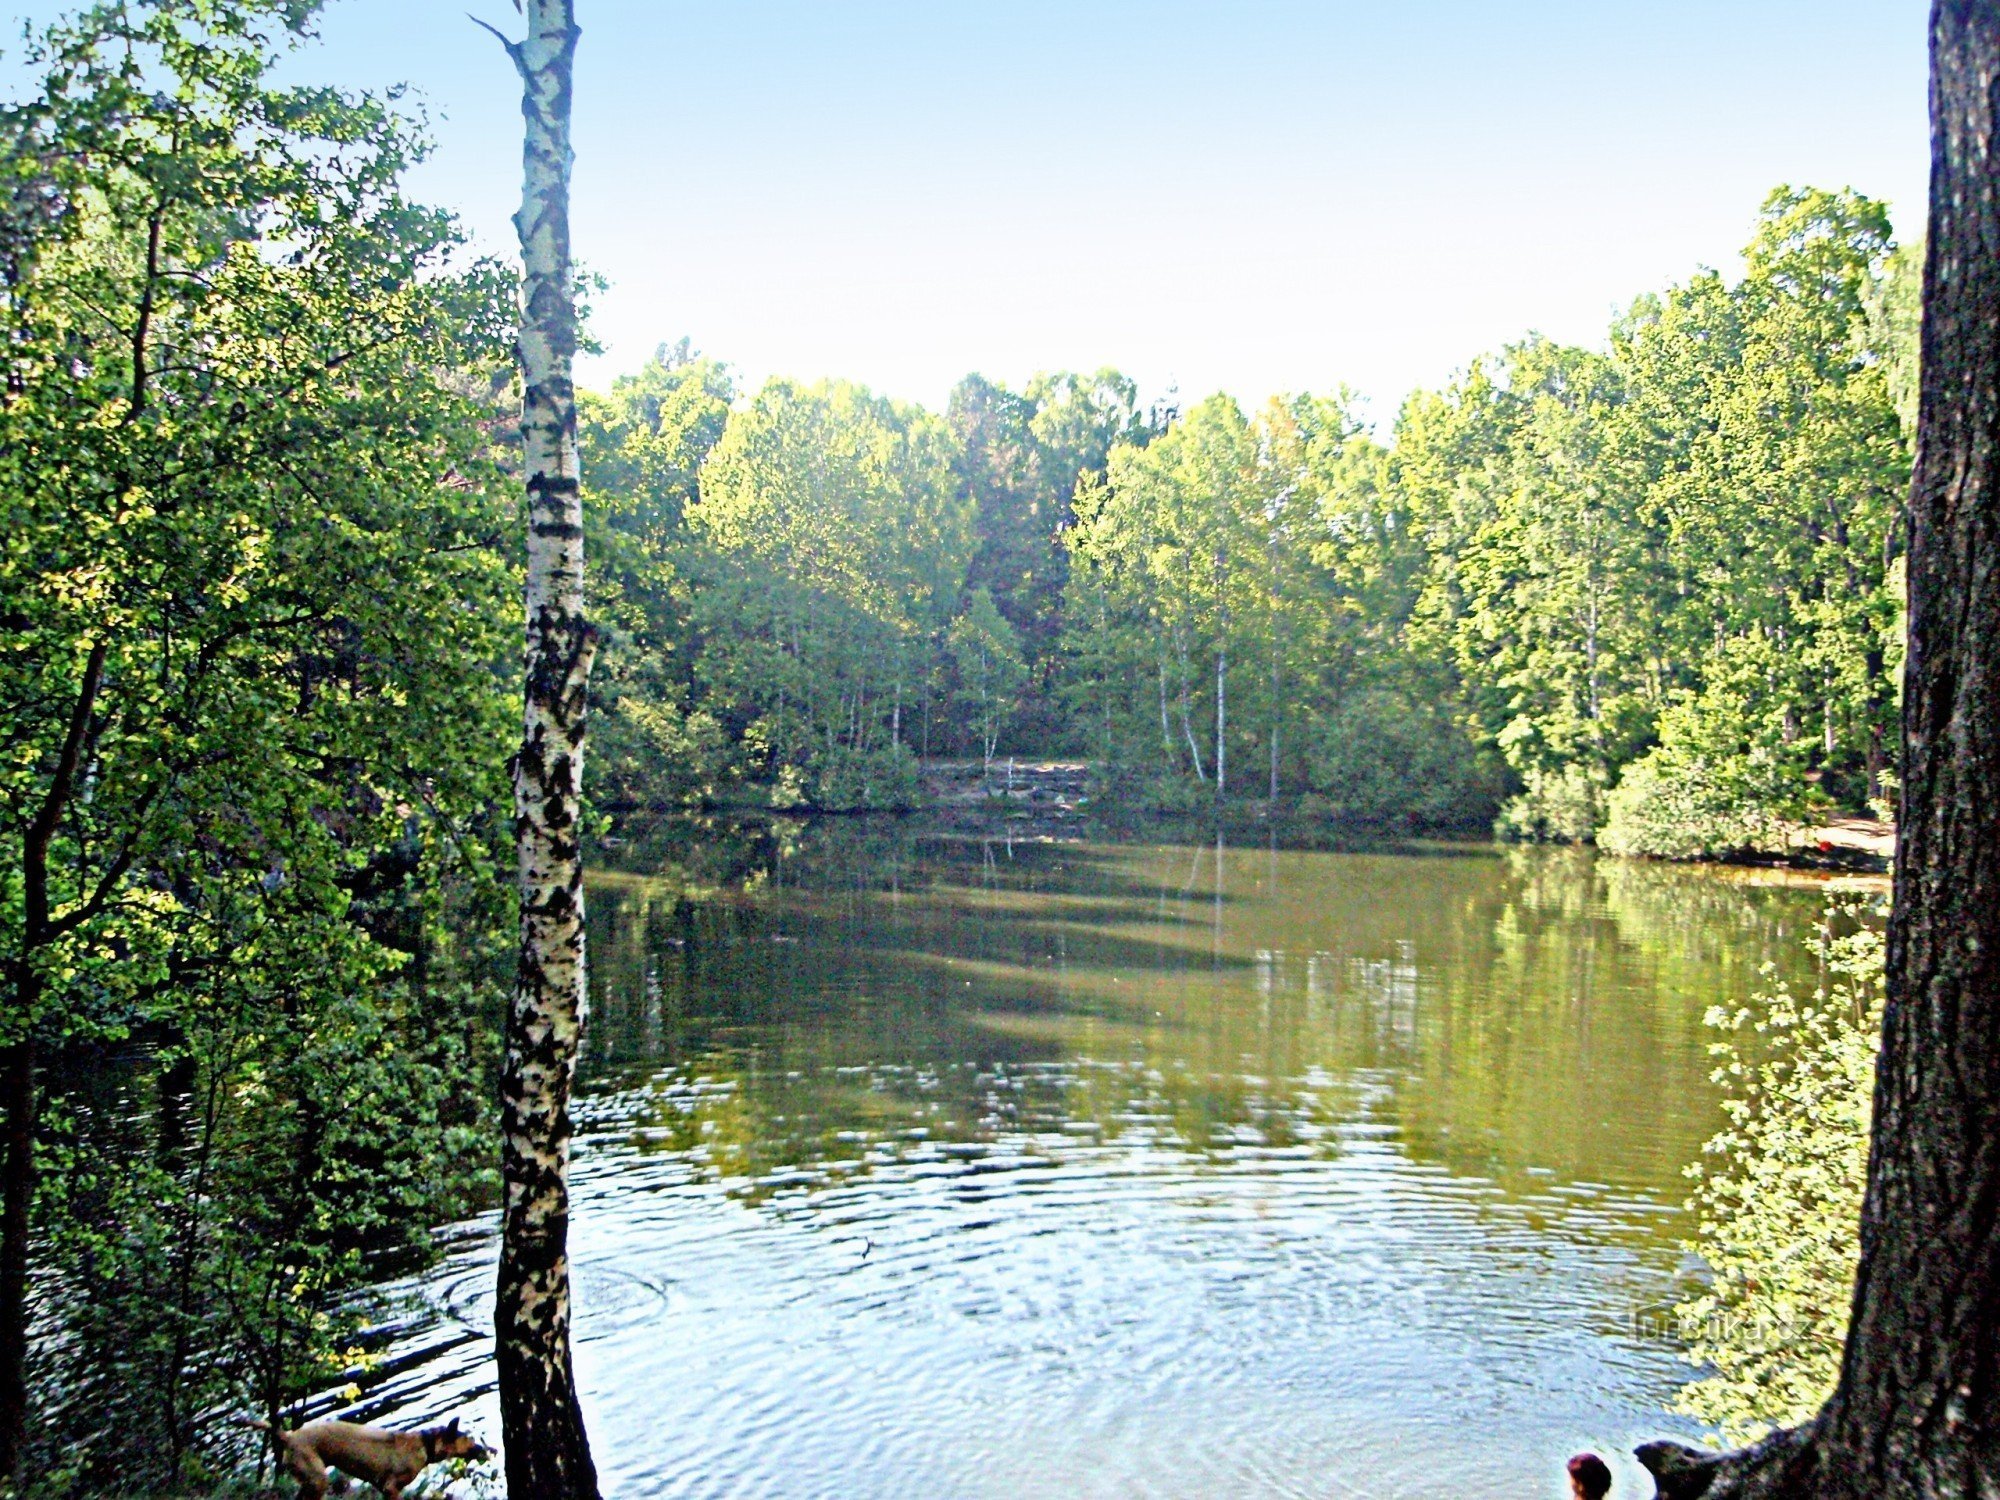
[1213,527,1228,805]
[1268,524,1281,803]
[1637,4,2000,1494]
[1213,640,1226,802]
[495,4,600,1497]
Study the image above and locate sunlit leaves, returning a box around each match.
[2,0,515,1478]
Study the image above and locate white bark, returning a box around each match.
[494,3,600,1496]
[1214,640,1227,800]
[1213,523,1227,802]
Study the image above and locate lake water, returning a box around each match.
[367,820,1864,1499]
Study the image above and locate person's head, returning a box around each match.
[1568,1452,1613,1500]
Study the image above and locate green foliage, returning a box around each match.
[1300,685,1498,827]
[1394,188,1908,841]
[1,0,513,1481]
[946,589,1028,776]
[1495,764,1606,845]
[579,194,1906,838]
[1601,690,1812,859]
[1061,388,1497,824]
[580,342,736,808]
[0,0,1919,1491]
[1865,242,1924,441]
[1675,902,1885,1444]
[948,370,1162,750]
[688,377,971,807]
[575,364,1163,809]
[1600,755,1796,861]
[599,695,730,808]
[1406,340,1665,794]
[807,743,921,813]
[41,960,496,1493]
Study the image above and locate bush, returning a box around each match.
[1129,773,1212,815]
[1494,764,1604,843]
[34,939,498,1493]
[1674,901,1884,1444]
[1600,682,1814,859]
[1601,750,1801,859]
[808,743,921,811]
[595,692,730,807]
[1303,687,1501,827]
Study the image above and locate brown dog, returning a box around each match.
[245,1414,488,1500]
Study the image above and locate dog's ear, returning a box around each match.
[446,1417,461,1434]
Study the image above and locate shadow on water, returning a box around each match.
[368,814,1868,1499]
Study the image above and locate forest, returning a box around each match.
[585,193,1917,860]
[0,0,1967,1496]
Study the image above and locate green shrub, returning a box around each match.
[594,692,730,807]
[1303,687,1501,827]
[1675,901,1884,1444]
[1601,750,1801,859]
[809,743,921,811]
[1132,773,1214,815]
[1494,763,1604,843]
[35,941,498,1493]
[1600,681,1816,859]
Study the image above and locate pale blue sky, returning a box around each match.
[9,1,1931,420]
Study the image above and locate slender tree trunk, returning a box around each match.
[980,667,994,785]
[1180,693,1205,780]
[1214,641,1227,803]
[493,5,600,1498]
[1268,564,1281,802]
[1268,643,1280,802]
[1175,626,1206,781]
[1638,5,2000,1494]
[1214,536,1227,805]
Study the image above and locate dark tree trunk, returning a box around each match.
[490,3,601,1498]
[1638,3,2000,1495]
[0,1024,35,1481]
[0,639,106,1479]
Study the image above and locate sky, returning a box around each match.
[8,1,1932,424]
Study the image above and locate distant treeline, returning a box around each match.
[587,187,1916,857]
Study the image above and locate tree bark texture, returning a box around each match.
[495,4,600,1498]
[1638,4,2000,1495]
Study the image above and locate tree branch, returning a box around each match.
[43,776,164,947]
[23,640,107,945]
[468,13,527,76]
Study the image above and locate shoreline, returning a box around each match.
[603,767,1896,879]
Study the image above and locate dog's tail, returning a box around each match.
[233,1416,274,1433]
